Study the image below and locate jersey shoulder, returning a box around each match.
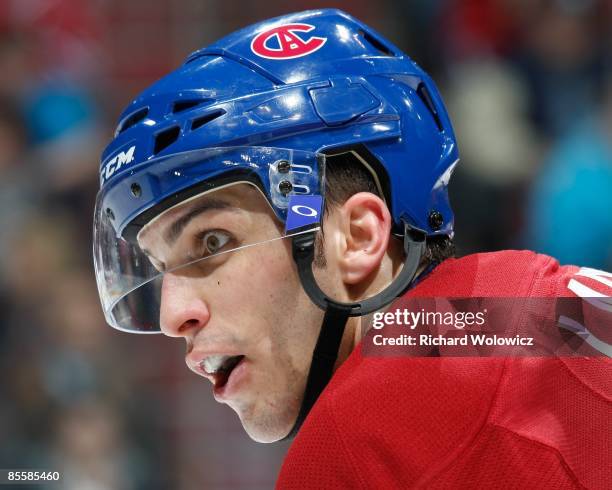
[278,349,506,488]
[412,250,584,297]
[277,251,612,489]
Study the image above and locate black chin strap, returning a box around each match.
[282,221,426,440]
[284,304,351,440]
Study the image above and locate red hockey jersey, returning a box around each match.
[277,251,612,489]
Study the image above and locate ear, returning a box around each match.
[336,192,392,285]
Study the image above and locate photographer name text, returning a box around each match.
[370,308,535,347]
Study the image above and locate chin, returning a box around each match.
[240,416,294,443]
[236,405,297,443]
[245,427,288,443]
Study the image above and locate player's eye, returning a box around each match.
[201,230,231,256]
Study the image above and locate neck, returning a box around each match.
[333,255,429,371]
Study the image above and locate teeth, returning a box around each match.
[201,354,242,374]
[202,355,232,373]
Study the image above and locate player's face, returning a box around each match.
[137,184,325,442]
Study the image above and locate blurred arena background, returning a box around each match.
[0,1,610,489]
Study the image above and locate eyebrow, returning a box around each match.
[164,198,234,245]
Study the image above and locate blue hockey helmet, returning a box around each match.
[94,8,458,333]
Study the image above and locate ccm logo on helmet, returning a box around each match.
[100,146,136,184]
[251,23,327,60]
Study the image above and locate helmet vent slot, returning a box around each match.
[172,99,212,113]
[358,29,394,57]
[416,83,443,132]
[191,109,226,130]
[154,126,180,154]
[116,107,149,135]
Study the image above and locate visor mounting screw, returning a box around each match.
[279,180,293,195]
[130,183,142,198]
[428,210,443,231]
[277,160,291,173]
[106,208,115,220]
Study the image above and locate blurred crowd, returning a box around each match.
[0,1,610,489]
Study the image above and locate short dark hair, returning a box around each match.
[317,150,455,267]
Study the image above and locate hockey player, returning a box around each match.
[93,10,611,488]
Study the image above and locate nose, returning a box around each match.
[159,273,210,338]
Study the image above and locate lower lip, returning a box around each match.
[213,357,248,401]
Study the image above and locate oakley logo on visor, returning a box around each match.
[251,23,327,60]
[291,205,318,217]
[285,195,323,233]
[100,145,136,184]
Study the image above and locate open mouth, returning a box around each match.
[200,354,245,389]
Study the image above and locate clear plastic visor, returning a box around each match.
[93,147,325,333]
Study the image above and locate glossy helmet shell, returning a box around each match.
[99,9,459,237]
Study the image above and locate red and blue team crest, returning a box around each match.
[251,23,327,60]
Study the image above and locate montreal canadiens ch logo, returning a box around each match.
[251,23,327,60]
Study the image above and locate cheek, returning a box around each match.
[200,239,323,369]
[207,241,303,325]
[237,241,299,296]
[217,241,320,356]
